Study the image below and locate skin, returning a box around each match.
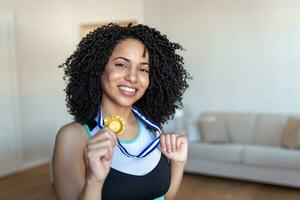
[52,38,188,200]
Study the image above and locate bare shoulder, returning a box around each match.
[54,122,89,158]
[52,122,87,198]
[56,122,88,144]
[58,121,86,135]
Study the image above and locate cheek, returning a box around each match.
[141,75,150,90]
[102,68,121,84]
[100,73,115,93]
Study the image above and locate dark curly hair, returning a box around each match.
[60,23,191,126]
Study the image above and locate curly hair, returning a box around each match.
[60,23,191,126]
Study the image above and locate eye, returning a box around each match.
[115,63,127,68]
[139,67,149,73]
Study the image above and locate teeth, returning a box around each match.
[119,86,136,93]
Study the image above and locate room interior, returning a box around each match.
[1,0,300,199]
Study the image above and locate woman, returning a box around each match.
[52,23,191,200]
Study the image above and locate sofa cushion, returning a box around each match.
[223,113,256,144]
[199,112,256,144]
[243,145,300,170]
[198,115,231,143]
[281,118,300,149]
[255,114,288,147]
[188,143,243,164]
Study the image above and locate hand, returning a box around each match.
[158,132,188,164]
[85,128,117,184]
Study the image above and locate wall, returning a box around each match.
[144,0,300,123]
[0,0,144,170]
[2,0,300,170]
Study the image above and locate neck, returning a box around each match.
[100,97,134,123]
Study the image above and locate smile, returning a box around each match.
[118,85,137,93]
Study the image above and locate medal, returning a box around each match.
[104,115,125,136]
[97,106,161,158]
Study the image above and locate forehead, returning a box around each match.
[110,38,149,61]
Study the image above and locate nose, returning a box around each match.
[125,68,138,83]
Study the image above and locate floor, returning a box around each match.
[0,164,299,200]
[176,173,300,200]
[0,164,56,200]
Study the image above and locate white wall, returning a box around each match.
[2,0,300,170]
[0,0,144,170]
[144,0,300,122]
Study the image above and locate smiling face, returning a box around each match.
[100,38,150,109]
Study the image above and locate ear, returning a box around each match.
[99,71,105,85]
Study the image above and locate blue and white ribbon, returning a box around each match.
[97,106,161,158]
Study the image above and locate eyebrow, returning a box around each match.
[112,56,149,65]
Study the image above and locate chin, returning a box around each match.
[116,93,144,107]
[116,99,138,108]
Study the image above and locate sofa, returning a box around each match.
[184,112,300,188]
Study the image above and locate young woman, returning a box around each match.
[52,23,191,200]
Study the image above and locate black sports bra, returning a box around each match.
[84,119,171,200]
[102,154,170,200]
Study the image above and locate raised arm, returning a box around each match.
[52,123,117,200]
[159,133,188,200]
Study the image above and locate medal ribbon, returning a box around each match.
[97,106,161,158]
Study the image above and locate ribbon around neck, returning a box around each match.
[97,106,161,158]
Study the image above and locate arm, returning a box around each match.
[52,123,90,200]
[77,180,103,200]
[52,123,116,200]
[159,133,188,200]
[164,161,186,200]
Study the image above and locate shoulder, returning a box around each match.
[57,122,88,139]
[54,122,89,153]
[52,122,88,197]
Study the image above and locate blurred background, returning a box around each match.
[1,0,300,199]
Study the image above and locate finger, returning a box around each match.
[87,137,115,155]
[165,134,172,153]
[171,134,177,152]
[176,135,188,150]
[102,127,118,142]
[88,131,106,144]
[177,135,188,144]
[160,134,166,152]
[87,139,114,156]
[155,131,160,138]
[176,136,181,149]
[88,128,117,146]
[87,147,111,161]
[87,138,114,148]
[89,128,117,142]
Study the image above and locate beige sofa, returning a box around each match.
[185,112,300,188]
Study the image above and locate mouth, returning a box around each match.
[118,85,138,96]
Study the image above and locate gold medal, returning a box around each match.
[104,115,125,136]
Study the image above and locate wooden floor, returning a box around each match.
[176,173,300,200]
[0,164,299,200]
[0,164,56,200]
